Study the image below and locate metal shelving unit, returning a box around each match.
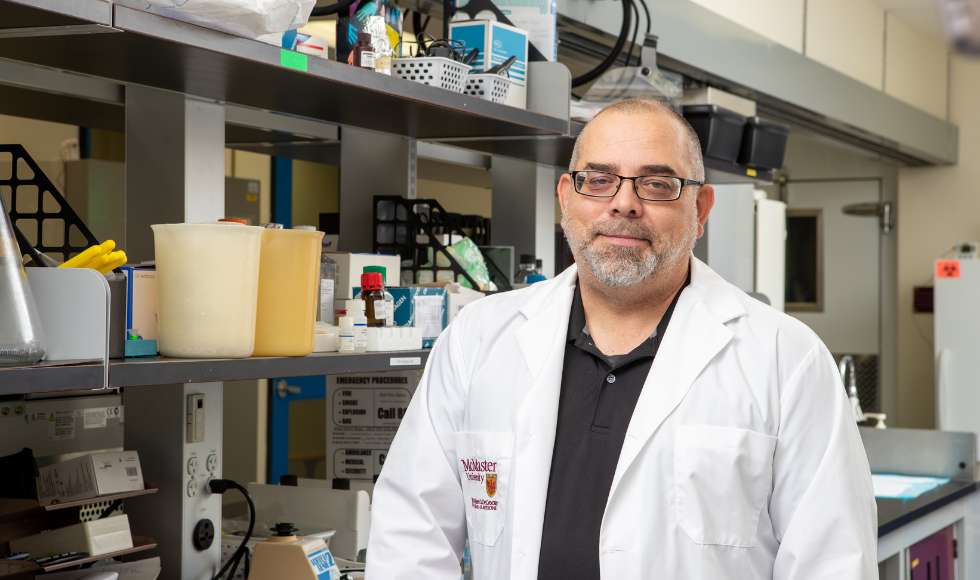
[0,0,569,141]
[0,351,430,395]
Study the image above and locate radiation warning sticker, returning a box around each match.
[937,260,961,279]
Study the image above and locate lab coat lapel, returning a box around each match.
[607,259,744,502]
[509,266,577,580]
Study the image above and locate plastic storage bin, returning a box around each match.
[682,104,747,163]
[738,116,790,170]
[253,228,324,357]
[152,222,263,358]
[463,73,512,103]
[391,57,471,92]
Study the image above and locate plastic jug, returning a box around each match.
[0,195,46,366]
[152,222,263,358]
[253,228,324,357]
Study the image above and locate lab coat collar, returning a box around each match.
[605,257,746,511]
[509,257,746,579]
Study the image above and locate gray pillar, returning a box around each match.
[491,156,556,278]
[704,184,756,293]
[125,86,225,263]
[339,127,416,253]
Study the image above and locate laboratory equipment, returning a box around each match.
[360,272,387,327]
[363,266,394,326]
[839,355,866,422]
[319,253,337,323]
[253,227,324,357]
[247,481,371,561]
[934,258,980,458]
[0,192,46,366]
[248,523,341,580]
[514,254,537,285]
[346,300,368,352]
[338,317,355,353]
[151,222,263,358]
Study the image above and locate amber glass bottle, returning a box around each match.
[361,272,387,327]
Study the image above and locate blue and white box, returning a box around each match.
[450,20,528,109]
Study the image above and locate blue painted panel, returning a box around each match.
[269,375,326,485]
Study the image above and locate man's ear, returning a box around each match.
[695,184,714,238]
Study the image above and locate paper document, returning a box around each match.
[413,295,445,339]
[872,474,950,499]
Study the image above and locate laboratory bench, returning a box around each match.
[865,427,980,579]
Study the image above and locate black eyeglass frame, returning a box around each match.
[568,170,705,202]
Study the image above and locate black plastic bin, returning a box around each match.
[738,117,790,170]
[682,105,747,163]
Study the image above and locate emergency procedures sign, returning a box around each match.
[327,370,422,481]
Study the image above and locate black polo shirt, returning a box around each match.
[537,277,687,580]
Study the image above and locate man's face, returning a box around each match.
[558,112,714,288]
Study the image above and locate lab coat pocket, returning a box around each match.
[455,431,515,547]
[674,425,777,548]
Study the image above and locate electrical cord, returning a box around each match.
[627,0,639,67]
[571,0,633,87]
[209,479,255,580]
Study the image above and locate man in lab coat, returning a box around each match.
[366,99,877,579]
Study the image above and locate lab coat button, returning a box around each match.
[606,374,616,384]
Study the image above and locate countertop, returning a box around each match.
[877,479,979,537]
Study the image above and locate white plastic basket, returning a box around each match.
[392,57,471,93]
[463,73,513,104]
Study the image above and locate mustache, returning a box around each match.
[586,220,656,243]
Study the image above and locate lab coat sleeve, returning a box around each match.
[365,321,470,579]
[769,341,878,580]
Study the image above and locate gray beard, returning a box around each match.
[563,215,697,288]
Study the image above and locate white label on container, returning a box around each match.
[48,411,75,440]
[339,334,355,352]
[83,408,108,429]
[355,325,367,348]
[414,295,445,339]
[391,357,422,366]
[385,299,394,326]
[320,279,335,313]
[374,300,386,319]
[361,52,376,67]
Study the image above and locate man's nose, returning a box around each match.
[608,179,644,216]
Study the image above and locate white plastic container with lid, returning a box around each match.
[338,317,355,353]
[152,221,263,358]
[345,299,368,353]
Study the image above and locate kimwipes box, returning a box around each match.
[35,451,144,506]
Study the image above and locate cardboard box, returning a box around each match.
[35,451,144,506]
[10,514,134,558]
[450,20,529,109]
[390,287,447,348]
[325,253,402,300]
[119,266,158,342]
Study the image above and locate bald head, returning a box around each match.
[569,99,704,182]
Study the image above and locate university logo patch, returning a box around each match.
[486,473,497,498]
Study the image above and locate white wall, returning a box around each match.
[688,0,805,53]
[884,12,949,120]
[805,0,885,90]
[897,55,980,429]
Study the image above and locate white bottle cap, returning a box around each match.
[345,299,366,313]
[339,316,354,328]
[293,225,317,231]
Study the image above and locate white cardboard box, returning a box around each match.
[325,252,402,300]
[10,514,134,558]
[36,451,144,506]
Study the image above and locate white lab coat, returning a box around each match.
[366,258,877,580]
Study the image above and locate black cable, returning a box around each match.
[209,480,255,580]
[310,0,359,17]
[571,0,632,87]
[627,0,639,66]
[638,0,651,35]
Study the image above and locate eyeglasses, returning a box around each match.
[569,170,704,202]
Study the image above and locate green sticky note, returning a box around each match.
[280,49,308,71]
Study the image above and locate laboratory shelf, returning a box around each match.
[0,0,569,141]
[42,483,159,511]
[0,359,104,396]
[40,536,157,572]
[109,350,431,387]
